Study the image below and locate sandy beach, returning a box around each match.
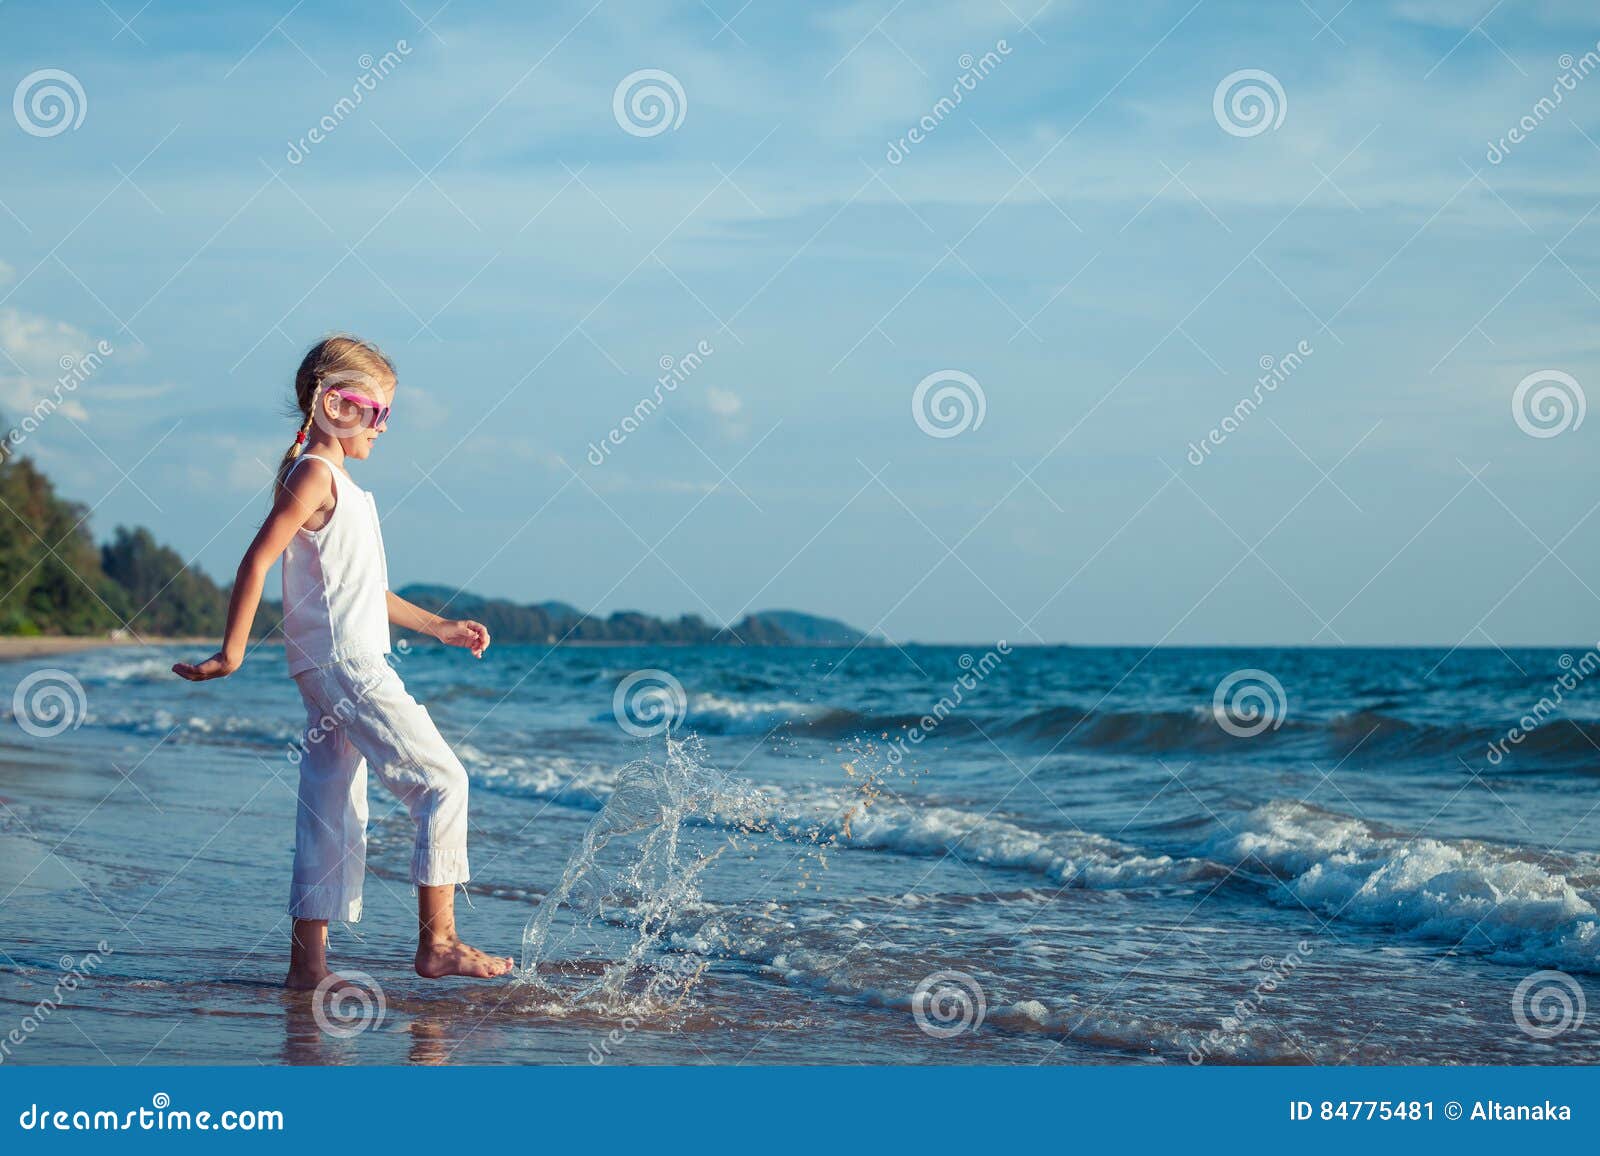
[0,636,135,661]
[0,636,227,661]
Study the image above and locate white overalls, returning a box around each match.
[282,452,469,921]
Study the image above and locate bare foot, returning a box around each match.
[285,966,367,993]
[415,940,515,980]
[285,965,335,991]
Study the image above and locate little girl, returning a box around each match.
[173,335,513,987]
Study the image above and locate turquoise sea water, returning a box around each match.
[1,642,1596,1064]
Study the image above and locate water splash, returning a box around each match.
[513,729,930,1017]
[515,735,758,1014]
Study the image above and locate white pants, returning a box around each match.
[289,655,470,921]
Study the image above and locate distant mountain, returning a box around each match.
[747,609,873,647]
[394,584,878,647]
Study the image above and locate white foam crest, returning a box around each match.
[462,748,1218,891]
[456,746,623,808]
[1215,800,1600,971]
[682,693,814,733]
[833,800,1221,889]
[98,708,299,744]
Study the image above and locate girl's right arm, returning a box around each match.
[171,464,332,682]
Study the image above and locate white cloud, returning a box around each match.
[704,385,748,439]
[705,386,742,417]
[0,378,88,422]
[0,308,97,377]
[0,308,104,428]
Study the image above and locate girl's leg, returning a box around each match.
[415,885,512,978]
[286,672,370,988]
[333,659,511,979]
[286,919,331,990]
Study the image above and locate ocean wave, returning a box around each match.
[582,693,818,735]
[458,746,1221,891]
[835,799,1220,889]
[456,746,621,807]
[96,708,300,747]
[784,699,1600,771]
[683,694,816,734]
[75,654,184,684]
[1213,800,1600,972]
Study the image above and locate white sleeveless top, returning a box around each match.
[280,453,391,676]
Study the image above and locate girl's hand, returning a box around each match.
[172,651,241,682]
[433,619,490,658]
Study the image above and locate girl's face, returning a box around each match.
[319,374,395,461]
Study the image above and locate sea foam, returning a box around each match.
[1214,800,1600,972]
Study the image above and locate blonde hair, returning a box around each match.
[276,335,396,491]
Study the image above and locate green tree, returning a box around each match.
[100,525,227,638]
[0,448,128,635]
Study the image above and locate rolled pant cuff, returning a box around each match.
[413,847,469,887]
[289,883,363,923]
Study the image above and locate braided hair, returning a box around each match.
[275,335,396,495]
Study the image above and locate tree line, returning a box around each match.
[0,443,864,646]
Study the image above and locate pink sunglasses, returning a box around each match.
[327,387,392,428]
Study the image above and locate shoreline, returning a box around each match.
[0,635,229,661]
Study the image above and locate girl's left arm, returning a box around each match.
[386,591,491,659]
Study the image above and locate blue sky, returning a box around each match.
[1,0,1596,645]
